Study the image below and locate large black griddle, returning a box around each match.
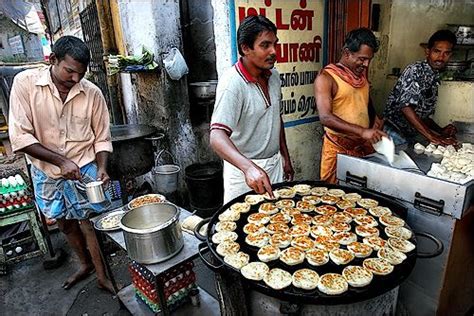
[197,181,418,305]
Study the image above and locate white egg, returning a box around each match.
[8,176,17,187]
[6,250,13,256]
[15,246,23,254]
[15,174,25,186]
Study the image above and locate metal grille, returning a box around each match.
[79,3,111,108]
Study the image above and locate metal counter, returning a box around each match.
[336,131,474,315]
[336,134,473,219]
[91,206,220,316]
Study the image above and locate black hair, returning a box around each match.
[237,15,277,56]
[52,36,91,65]
[343,28,379,53]
[428,30,456,49]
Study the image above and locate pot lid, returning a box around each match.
[110,124,157,142]
[120,202,180,234]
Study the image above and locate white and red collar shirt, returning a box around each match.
[210,59,282,159]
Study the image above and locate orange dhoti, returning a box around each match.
[320,133,374,184]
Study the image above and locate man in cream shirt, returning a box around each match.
[9,36,114,293]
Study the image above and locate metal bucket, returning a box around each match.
[152,150,180,194]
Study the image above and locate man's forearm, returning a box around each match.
[401,106,436,139]
[21,143,68,167]
[210,130,253,172]
[95,151,109,170]
[424,118,443,133]
[320,113,366,137]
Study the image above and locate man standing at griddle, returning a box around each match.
[210,15,294,203]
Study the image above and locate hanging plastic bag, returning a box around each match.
[163,47,189,80]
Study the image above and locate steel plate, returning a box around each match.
[94,208,127,231]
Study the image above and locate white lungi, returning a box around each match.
[223,152,284,204]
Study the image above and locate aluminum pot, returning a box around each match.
[119,202,184,264]
[189,81,217,99]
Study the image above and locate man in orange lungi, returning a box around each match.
[314,28,387,184]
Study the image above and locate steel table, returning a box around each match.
[90,205,219,315]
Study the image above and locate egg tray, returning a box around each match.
[128,260,196,302]
[0,183,28,195]
[0,169,30,195]
[204,181,417,305]
[134,283,196,313]
[0,202,35,216]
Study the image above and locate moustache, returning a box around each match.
[266,55,276,62]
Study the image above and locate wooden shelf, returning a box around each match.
[419,43,474,49]
[120,67,160,74]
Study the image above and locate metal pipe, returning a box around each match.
[94,0,125,124]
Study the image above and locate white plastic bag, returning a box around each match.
[373,136,395,165]
[163,47,189,80]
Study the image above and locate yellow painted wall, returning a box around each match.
[434,81,474,126]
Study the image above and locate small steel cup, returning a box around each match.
[85,181,106,203]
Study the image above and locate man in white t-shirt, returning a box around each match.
[210,15,294,203]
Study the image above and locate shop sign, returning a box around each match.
[232,0,325,127]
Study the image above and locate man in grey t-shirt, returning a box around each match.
[210,15,294,203]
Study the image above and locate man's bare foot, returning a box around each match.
[97,278,117,294]
[62,265,95,290]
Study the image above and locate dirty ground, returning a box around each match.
[1,228,217,316]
